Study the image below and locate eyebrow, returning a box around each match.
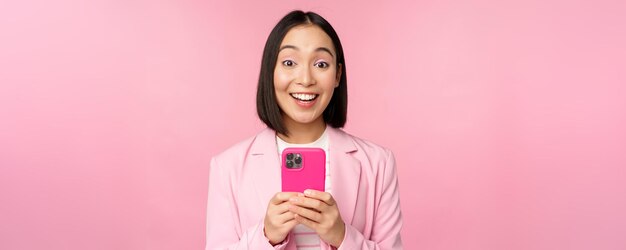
[279,45,335,58]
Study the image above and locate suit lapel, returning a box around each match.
[249,128,281,210]
[327,126,361,225]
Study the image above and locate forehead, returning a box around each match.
[280,24,335,52]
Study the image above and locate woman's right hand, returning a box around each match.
[264,192,300,245]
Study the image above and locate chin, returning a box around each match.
[288,112,322,125]
[292,117,318,124]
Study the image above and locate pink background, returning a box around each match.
[1,0,625,249]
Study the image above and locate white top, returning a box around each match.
[276,129,330,250]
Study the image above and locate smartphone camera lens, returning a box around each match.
[286,160,294,168]
[286,153,294,160]
[294,155,302,164]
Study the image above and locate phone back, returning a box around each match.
[281,147,326,193]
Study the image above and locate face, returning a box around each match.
[274,24,342,127]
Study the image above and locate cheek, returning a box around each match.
[318,70,338,89]
[274,70,291,90]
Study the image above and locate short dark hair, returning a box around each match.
[256,10,347,136]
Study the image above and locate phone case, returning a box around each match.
[281,147,326,193]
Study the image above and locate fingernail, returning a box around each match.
[297,193,305,197]
[304,190,312,195]
[289,197,298,202]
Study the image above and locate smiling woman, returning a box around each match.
[273,24,343,142]
[206,10,402,250]
[256,11,348,143]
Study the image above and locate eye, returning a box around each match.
[315,61,329,68]
[282,60,296,67]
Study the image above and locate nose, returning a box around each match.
[296,65,315,87]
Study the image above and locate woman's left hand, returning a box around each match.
[288,189,345,248]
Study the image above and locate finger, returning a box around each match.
[283,218,299,230]
[271,201,293,214]
[289,196,328,211]
[271,192,300,205]
[275,211,297,224]
[304,189,336,206]
[289,204,323,223]
[294,213,318,231]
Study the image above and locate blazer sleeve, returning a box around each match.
[338,149,403,250]
[205,157,290,250]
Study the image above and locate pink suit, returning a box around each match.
[206,125,402,249]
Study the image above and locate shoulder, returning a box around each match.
[331,128,398,186]
[331,127,394,160]
[211,128,272,165]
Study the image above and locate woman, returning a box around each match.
[206,10,402,249]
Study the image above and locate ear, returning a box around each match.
[335,63,343,87]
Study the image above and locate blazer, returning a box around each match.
[205,125,402,249]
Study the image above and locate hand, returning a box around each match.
[288,189,346,247]
[264,192,300,245]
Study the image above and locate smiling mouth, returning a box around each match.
[290,93,319,102]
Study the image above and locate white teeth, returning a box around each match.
[290,93,317,101]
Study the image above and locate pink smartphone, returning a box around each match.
[281,147,326,193]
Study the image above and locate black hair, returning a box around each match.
[256,10,347,136]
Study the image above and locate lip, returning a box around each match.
[290,93,319,108]
[293,97,317,108]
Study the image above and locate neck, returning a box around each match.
[277,117,326,144]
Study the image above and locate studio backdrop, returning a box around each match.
[1,0,625,249]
